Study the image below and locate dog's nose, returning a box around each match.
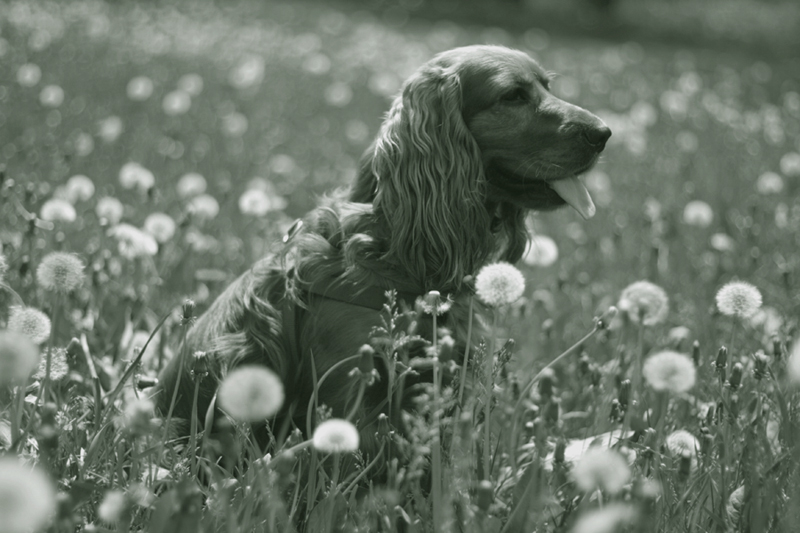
[583,125,612,149]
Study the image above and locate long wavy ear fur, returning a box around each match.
[369,65,493,291]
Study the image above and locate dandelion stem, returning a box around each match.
[457,295,475,407]
[483,310,498,480]
[431,312,444,532]
[188,377,201,477]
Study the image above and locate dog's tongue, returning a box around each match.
[549,176,596,219]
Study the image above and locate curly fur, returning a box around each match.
[154,44,610,454]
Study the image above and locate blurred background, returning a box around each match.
[0,0,798,371]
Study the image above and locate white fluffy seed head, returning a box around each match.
[571,503,637,533]
[0,458,57,533]
[36,252,86,293]
[617,280,669,326]
[643,350,696,393]
[715,281,762,319]
[571,447,631,495]
[217,366,285,423]
[474,262,526,307]
[7,306,51,345]
[312,418,360,454]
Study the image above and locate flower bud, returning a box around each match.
[728,362,743,391]
[538,369,555,400]
[191,351,209,380]
[377,413,391,440]
[715,346,728,370]
[772,336,783,359]
[618,379,631,410]
[181,299,196,325]
[554,439,566,465]
[357,344,375,374]
[596,306,618,330]
[678,451,692,483]
[691,340,701,367]
[753,351,769,380]
[475,480,493,512]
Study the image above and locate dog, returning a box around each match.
[154,44,610,456]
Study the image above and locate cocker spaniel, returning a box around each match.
[154,44,610,454]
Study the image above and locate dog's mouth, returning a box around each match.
[546,175,596,219]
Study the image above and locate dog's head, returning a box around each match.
[352,45,610,289]
[452,45,610,218]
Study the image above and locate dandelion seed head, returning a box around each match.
[218,366,285,422]
[162,90,192,116]
[36,252,85,293]
[119,398,156,436]
[98,489,128,524]
[127,76,153,101]
[475,262,526,307]
[40,198,77,222]
[710,233,736,252]
[143,213,177,243]
[0,457,57,533]
[17,63,42,87]
[63,175,95,203]
[176,172,207,199]
[715,281,762,319]
[643,350,696,393]
[40,84,64,107]
[7,306,51,345]
[238,188,273,217]
[119,162,155,191]
[666,429,699,457]
[617,280,669,326]
[107,224,158,259]
[756,171,784,194]
[96,196,125,225]
[571,503,636,533]
[312,418,360,454]
[187,194,220,220]
[522,235,559,267]
[0,331,41,386]
[98,115,124,143]
[682,200,714,227]
[33,347,69,382]
[571,447,631,495]
[178,73,204,96]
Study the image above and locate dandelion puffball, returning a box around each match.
[217,365,285,422]
[0,458,57,533]
[642,350,696,393]
[617,280,669,326]
[475,262,526,307]
[36,252,85,293]
[571,447,631,495]
[96,197,125,225]
[571,503,637,533]
[522,235,559,267]
[715,281,762,319]
[39,198,76,223]
[312,418,360,454]
[7,306,51,345]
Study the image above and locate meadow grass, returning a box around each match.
[1,1,799,531]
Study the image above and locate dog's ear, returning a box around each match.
[367,66,494,290]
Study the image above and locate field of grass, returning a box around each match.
[1,0,799,531]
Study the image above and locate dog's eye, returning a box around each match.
[501,88,528,104]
